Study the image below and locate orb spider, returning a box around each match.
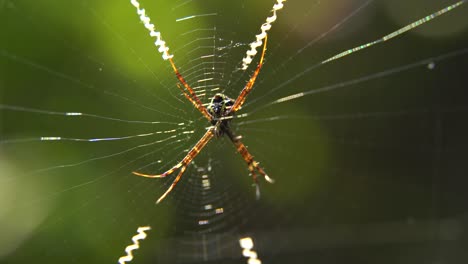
[133,35,274,204]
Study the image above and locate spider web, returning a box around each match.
[1,0,468,263]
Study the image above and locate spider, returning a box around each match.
[133,35,274,204]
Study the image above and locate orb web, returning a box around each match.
[1,0,467,263]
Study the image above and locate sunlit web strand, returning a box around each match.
[16,156,157,209]
[0,104,183,125]
[42,128,187,143]
[322,0,466,64]
[176,13,218,22]
[237,46,467,117]
[1,122,186,144]
[0,49,94,88]
[83,3,187,116]
[1,132,172,144]
[0,50,186,121]
[236,107,468,127]
[245,1,466,111]
[2,136,185,190]
[244,0,374,108]
[267,47,468,106]
[273,0,374,71]
[101,88,189,121]
[15,140,187,210]
[130,135,192,175]
[25,133,185,176]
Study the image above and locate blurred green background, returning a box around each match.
[1,0,468,263]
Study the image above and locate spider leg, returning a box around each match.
[133,127,215,203]
[230,34,268,113]
[155,166,187,204]
[176,83,207,116]
[227,132,274,199]
[169,58,212,121]
[132,163,182,178]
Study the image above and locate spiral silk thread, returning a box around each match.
[118,226,151,264]
[241,0,286,70]
[130,0,173,60]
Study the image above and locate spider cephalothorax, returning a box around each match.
[208,93,234,119]
[207,93,235,137]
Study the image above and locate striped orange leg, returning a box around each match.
[228,133,274,199]
[168,58,212,121]
[231,34,268,113]
[133,127,215,203]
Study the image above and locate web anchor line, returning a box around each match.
[244,0,467,111]
[322,0,466,64]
